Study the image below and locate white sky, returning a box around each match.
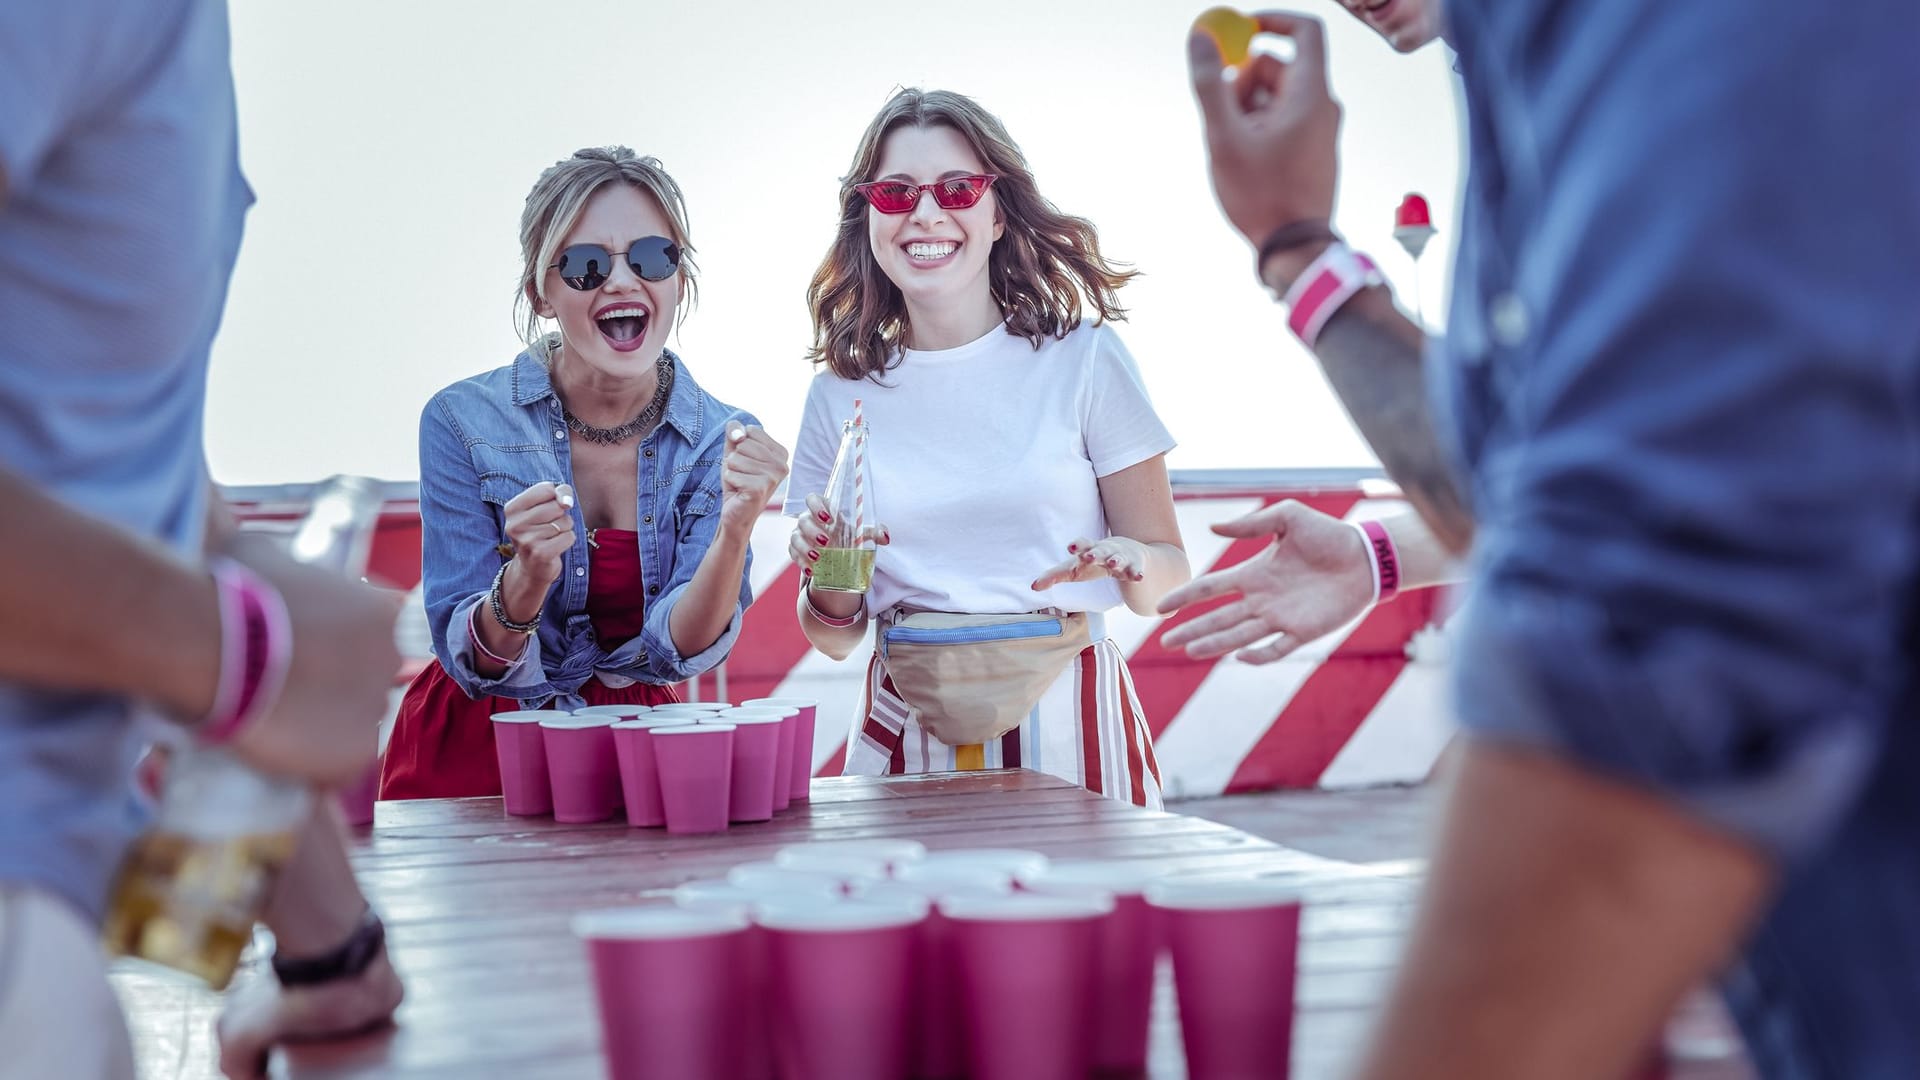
[207,0,1460,486]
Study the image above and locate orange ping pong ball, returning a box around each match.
[1195,7,1258,68]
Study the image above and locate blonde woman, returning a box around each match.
[382,147,787,800]
[785,90,1188,808]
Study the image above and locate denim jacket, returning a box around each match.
[418,343,756,710]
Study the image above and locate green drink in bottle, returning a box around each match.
[813,398,876,593]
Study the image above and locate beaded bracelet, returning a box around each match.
[488,562,542,634]
[199,558,294,745]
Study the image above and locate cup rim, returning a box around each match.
[649,723,733,735]
[653,702,731,712]
[754,898,928,932]
[742,697,817,709]
[538,715,616,729]
[939,892,1116,922]
[768,851,891,880]
[570,705,653,717]
[1017,858,1172,896]
[1143,878,1306,911]
[702,714,781,726]
[851,878,1012,903]
[610,718,684,730]
[894,862,1017,890]
[572,905,749,940]
[911,849,1050,878]
[776,839,928,865]
[491,709,573,724]
[726,862,849,892]
[717,706,797,719]
[675,877,842,907]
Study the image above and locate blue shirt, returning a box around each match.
[418,343,755,709]
[0,0,251,921]
[1440,1,1920,1076]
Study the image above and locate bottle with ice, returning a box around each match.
[813,399,876,594]
[101,475,388,988]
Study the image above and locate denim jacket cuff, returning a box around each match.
[444,594,551,698]
[626,599,741,683]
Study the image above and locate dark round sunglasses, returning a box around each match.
[549,236,681,291]
[853,174,998,215]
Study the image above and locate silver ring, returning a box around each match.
[548,520,564,535]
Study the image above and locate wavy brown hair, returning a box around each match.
[806,89,1137,381]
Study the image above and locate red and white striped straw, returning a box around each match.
[850,398,865,543]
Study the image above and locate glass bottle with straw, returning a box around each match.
[814,398,877,593]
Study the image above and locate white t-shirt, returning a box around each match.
[784,321,1175,617]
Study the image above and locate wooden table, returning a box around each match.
[116,769,1431,1078]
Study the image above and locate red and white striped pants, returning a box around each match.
[845,636,1164,809]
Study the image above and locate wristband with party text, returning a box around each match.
[1281,242,1385,348]
[199,558,294,744]
[1353,519,1401,604]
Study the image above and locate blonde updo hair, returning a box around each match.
[514,146,700,348]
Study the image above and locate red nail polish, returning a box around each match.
[1067,543,1078,553]
[808,551,820,562]
[817,512,831,523]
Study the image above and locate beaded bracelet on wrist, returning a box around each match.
[488,562,542,634]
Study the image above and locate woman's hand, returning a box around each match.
[1032,536,1149,591]
[502,481,576,587]
[787,492,889,571]
[720,421,789,535]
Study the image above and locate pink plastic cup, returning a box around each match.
[702,714,781,823]
[1146,879,1303,1080]
[744,697,817,803]
[574,906,752,1080]
[943,892,1112,1080]
[491,709,568,816]
[758,900,926,1080]
[667,888,844,1080]
[611,718,681,828]
[539,715,621,824]
[852,872,1011,1080]
[722,706,797,813]
[1018,860,1173,1075]
[650,724,734,834]
[725,861,851,898]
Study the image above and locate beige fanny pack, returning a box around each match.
[879,610,1096,747]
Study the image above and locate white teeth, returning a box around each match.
[906,241,957,260]
[597,306,647,320]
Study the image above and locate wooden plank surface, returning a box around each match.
[115,770,1402,1078]
[112,770,1745,1078]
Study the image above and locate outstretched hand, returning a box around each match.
[1156,500,1372,664]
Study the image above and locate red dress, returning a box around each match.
[380,529,680,800]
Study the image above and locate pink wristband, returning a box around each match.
[1282,242,1384,348]
[468,605,526,667]
[200,558,293,744]
[803,585,861,628]
[1358,519,1402,603]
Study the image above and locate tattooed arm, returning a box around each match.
[1263,256,1475,554]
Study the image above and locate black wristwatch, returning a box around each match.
[272,906,386,987]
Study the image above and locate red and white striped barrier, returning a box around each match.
[226,470,1454,796]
